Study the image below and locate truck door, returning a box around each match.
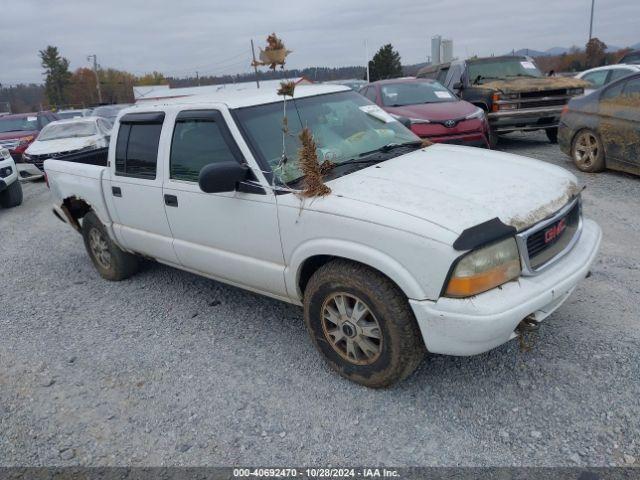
[109,112,180,264]
[162,109,287,297]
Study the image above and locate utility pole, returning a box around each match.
[87,54,103,104]
[588,0,595,40]
[196,71,200,86]
[365,40,370,83]
[250,39,260,89]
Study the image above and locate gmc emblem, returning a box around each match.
[544,218,567,243]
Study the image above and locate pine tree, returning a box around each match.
[39,45,71,107]
[369,44,403,81]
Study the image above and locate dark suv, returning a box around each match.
[0,111,59,161]
[418,56,587,146]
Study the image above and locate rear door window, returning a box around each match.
[608,69,634,82]
[115,112,165,179]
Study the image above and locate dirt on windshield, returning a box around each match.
[476,77,589,93]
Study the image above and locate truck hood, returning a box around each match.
[477,76,589,94]
[327,144,580,234]
[26,135,103,156]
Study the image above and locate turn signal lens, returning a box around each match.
[445,237,521,298]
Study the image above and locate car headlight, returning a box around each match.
[445,237,521,297]
[465,107,485,120]
[567,88,584,96]
[408,117,431,124]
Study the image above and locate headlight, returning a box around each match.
[567,88,583,96]
[445,237,521,297]
[465,107,485,120]
[18,135,35,146]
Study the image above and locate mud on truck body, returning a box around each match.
[418,56,588,146]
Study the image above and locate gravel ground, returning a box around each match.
[1,131,639,467]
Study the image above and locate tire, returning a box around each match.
[487,128,498,149]
[0,180,23,208]
[81,211,138,281]
[571,129,605,173]
[303,259,425,388]
[546,127,559,144]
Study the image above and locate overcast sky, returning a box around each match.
[1,0,638,85]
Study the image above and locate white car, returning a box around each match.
[0,147,23,208]
[575,64,640,94]
[44,85,602,387]
[56,108,92,120]
[21,117,112,180]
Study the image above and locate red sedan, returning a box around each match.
[0,111,59,161]
[360,78,490,147]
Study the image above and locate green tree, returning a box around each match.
[136,71,167,86]
[585,37,607,68]
[368,44,402,81]
[39,46,71,107]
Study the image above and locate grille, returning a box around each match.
[522,98,567,109]
[525,201,580,270]
[520,89,568,99]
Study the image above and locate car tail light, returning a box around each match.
[561,104,569,116]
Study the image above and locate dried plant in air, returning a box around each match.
[421,138,433,148]
[277,80,296,97]
[298,128,331,197]
[252,33,292,71]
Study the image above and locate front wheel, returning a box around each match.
[303,260,425,388]
[0,180,23,208]
[82,211,138,281]
[546,127,559,144]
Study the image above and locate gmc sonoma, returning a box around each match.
[44,85,602,387]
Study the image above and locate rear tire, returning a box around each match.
[0,180,23,208]
[82,211,138,281]
[546,127,559,144]
[303,259,425,388]
[571,129,605,173]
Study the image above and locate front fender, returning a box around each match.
[286,238,428,302]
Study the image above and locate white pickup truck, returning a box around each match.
[45,85,602,387]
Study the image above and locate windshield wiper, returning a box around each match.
[358,141,423,158]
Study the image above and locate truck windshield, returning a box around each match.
[0,116,39,133]
[380,81,456,106]
[39,122,97,140]
[468,58,543,84]
[234,91,419,184]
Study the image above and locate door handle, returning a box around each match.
[164,194,178,207]
[112,186,122,197]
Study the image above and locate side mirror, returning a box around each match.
[396,116,412,129]
[198,161,249,193]
[453,82,464,91]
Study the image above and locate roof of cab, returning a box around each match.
[125,84,351,112]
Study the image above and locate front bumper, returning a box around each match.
[424,132,489,148]
[409,218,602,356]
[16,162,45,181]
[487,106,563,133]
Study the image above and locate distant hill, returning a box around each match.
[509,42,637,57]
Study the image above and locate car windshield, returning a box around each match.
[0,115,38,133]
[38,122,97,140]
[93,105,128,120]
[468,58,543,84]
[380,81,456,106]
[57,111,84,119]
[234,91,419,184]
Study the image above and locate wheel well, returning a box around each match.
[297,255,407,300]
[61,196,92,230]
[472,101,489,111]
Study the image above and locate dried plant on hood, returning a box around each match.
[476,77,589,93]
[298,128,332,197]
[277,80,296,97]
[421,138,433,148]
